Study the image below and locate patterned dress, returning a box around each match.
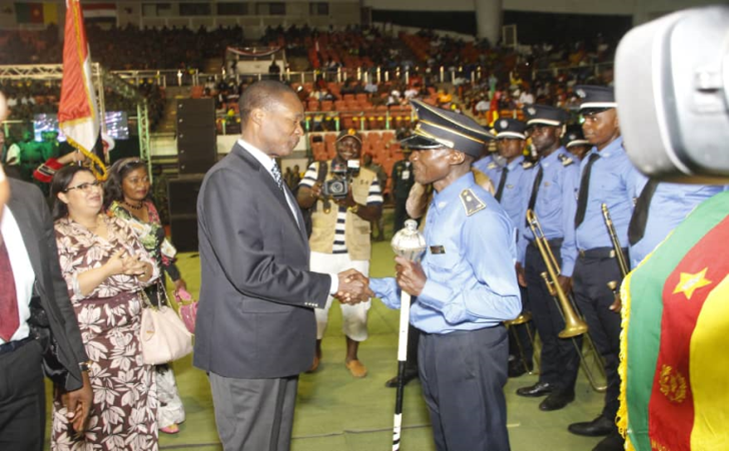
[107,200,186,429]
[52,215,159,451]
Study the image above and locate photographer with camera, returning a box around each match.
[296,129,383,377]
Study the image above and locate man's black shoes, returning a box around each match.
[516,381,553,397]
[568,415,616,437]
[539,390,575,411]
[385,369,419,388]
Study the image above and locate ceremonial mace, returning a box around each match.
[390,219,426,451]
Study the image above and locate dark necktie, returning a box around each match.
[574,152,600,228]
[0,238,19,342]
[628,179,659,245]
[527,165,544,217]
[271,163,284,191]
[494,166,509,202]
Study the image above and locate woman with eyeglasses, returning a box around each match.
[104,157,187,435]
[50,165,159,450]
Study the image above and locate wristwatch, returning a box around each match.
[79,360,92,372]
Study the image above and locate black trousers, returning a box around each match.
[572,249,625,420]
[419,326,510,451]
[0,339,45,451]
[393,197,410,234]
[507,286,534,367]
[525,242,580,391]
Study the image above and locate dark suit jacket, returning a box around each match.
[7,178,88,391]
[194,143,331,379]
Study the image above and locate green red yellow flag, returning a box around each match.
[618,191,729,451]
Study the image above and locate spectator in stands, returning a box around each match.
[296,129,383,378]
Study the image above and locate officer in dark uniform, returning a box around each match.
[372,99,521,451]
[515,105,581,411]
[568,86,645,451]
[391,149,415,233]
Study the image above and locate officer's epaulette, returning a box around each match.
[521,161,535,169]
[558,153,574,167]
[460,189,486,216]
[487,162,497,170]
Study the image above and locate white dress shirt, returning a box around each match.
[0,206,36,344]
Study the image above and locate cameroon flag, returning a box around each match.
[618,191,729,451]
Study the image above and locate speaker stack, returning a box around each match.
[168,98,216,252]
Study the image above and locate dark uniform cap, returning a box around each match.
[523,104,570,127]
[575,85,617,114]
[493,118,527,140]
[336,128,362,144]
[401,99,494,159]
[563,124,590,148]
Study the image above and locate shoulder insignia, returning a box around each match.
[487,162,497,170]
[522,161,534,169]
[558,153,574,166]
[460,189,486,216]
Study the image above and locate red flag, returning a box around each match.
[58,0,107,179]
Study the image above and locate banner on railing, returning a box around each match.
[226,46,281,58]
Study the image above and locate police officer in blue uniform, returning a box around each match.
[563,124,591,161]
[568,86,646,451]
[491,118,536,376]
[515,104,582,411]
[371,99,521,451]
[628,182,727,269]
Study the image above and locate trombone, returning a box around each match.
[601,204,630,311]
[526,209,607,392]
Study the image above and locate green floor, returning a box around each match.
[45,214,609,451]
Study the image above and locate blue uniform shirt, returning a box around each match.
[629,183,726,268]
[492,155,534,234]
[474,153,502,185]
[519,147,580,276]
[371,172,522,334]
[575,137,647,251]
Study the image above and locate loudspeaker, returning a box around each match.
[169,215,199,253]
[168,175,205,252]
[177,98,217,174]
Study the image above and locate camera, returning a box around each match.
[322,159,360,199]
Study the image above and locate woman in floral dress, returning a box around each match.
[104,158,187,434]
[50,165,159,450]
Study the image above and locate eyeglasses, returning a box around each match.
[64,181,101,193]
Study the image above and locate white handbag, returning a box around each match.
[139,289,193,365]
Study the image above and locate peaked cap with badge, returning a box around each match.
[493,118,527,140]
[523,104,570,127]
[401,99,494,158]
[575,85,617,115]
[563,124,590,149]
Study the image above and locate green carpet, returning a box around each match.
[45,210,610,450]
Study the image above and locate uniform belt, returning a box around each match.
[0,336,34,357]
[527,237,564,248]
[578,247,628,259]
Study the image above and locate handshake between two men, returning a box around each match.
[334,268,374,304]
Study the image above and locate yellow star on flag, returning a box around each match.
[673,268,712,300]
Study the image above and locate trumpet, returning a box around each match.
[526,209,607,392]
[601,204,630,311]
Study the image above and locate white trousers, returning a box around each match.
[310,251,370,341]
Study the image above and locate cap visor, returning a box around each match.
[399,135,445,150]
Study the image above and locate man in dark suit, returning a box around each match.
[0,165,93,450]
[195,80,372,451]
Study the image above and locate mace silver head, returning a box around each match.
[391,219,427,262]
